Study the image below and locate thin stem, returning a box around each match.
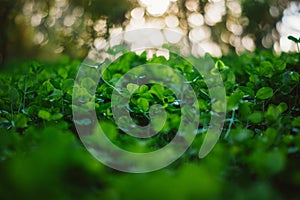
[82,63,123,95]
[101,78,123,95]
[61,95,65,114]
[297,43,300,61]
[104,19,111,40]
[10,103,14,127]
[224,109,235,139]
[22,76,27,111]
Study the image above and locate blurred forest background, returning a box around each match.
[1,0,300,67]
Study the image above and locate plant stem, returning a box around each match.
[10,103,14,127]
[224,109,235,139]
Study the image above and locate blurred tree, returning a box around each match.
[195,0,290,53]
[0,0,19,67]
[171,0,290,54]
[241,0,289,49]
[71,0,130,23]
[0,0,132,67]
[0,0,297,67]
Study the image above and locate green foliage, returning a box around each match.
[256,87,273,100]
[0,50,299,199]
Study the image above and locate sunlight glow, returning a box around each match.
[131,7,145,19]
[73,7,84,17]
[94,38,107,50]
[63,15,76,27]
[277,1,300,53]
[130,17,146,27]
[163,28,183,44]
[226,1,242,17]
[50,7,63,19]
[188,13,204,27]
[22,0,300,59]
[149,31,165,47]
[269,6,280,18]
[93,20,106,32]
[198,41,222,57]
[109,28,123,47]
[226,21,243,36]
[185,0,198,12]
[242,35,255,51]
[165,15,179,28]
[31,14,43,27]
[139,0,171,16]
[34,32,44,44]
[189,26,211,42]
[204,1,226,26]
[23,2,33,16]
[156,49,170,59]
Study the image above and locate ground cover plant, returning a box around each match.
[0,50,299,200]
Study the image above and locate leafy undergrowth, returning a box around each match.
[0,51,299,200]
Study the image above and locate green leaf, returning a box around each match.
[215,60,227,71]
[137,98,149,112]
[165,96,175,103]
[230,128,254,142]
[58,68,68,79]
[265,105,279,122]
[50,79,61,89]
[72,87,92,103]
[81,77,96,90]
[256,87,273,100]
[212,100,226,113]
[277,102,288,114]
[239,102,251,117]
[227,91,244,110]
[62,79,74,92]
[198,99,208,111]
[238,86,255,97]
[291,72,299,81]
[42,80,55,93]
[14,114,29,128]
[249,74,260,85]
[49,89,63,101]
[149,84,164,100]
[102,68,112,82]
[248,112,263,124]
[283,135,294,145]
[263,127,277,145]
[288,35,299,43]
[292,117,300,127]
[274,60,286,71]
[127,83,139,94]
[138,85,149,94]
[149,104,167,132]
[8,86,20,105]
[51,113,64,120]
[38,110,51,120]
[260,61,274,78]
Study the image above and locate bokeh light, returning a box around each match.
[139,0,171,16]
[277,1,300,53]
[2,0,300,64]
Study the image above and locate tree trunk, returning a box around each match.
[0,1,13,67]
